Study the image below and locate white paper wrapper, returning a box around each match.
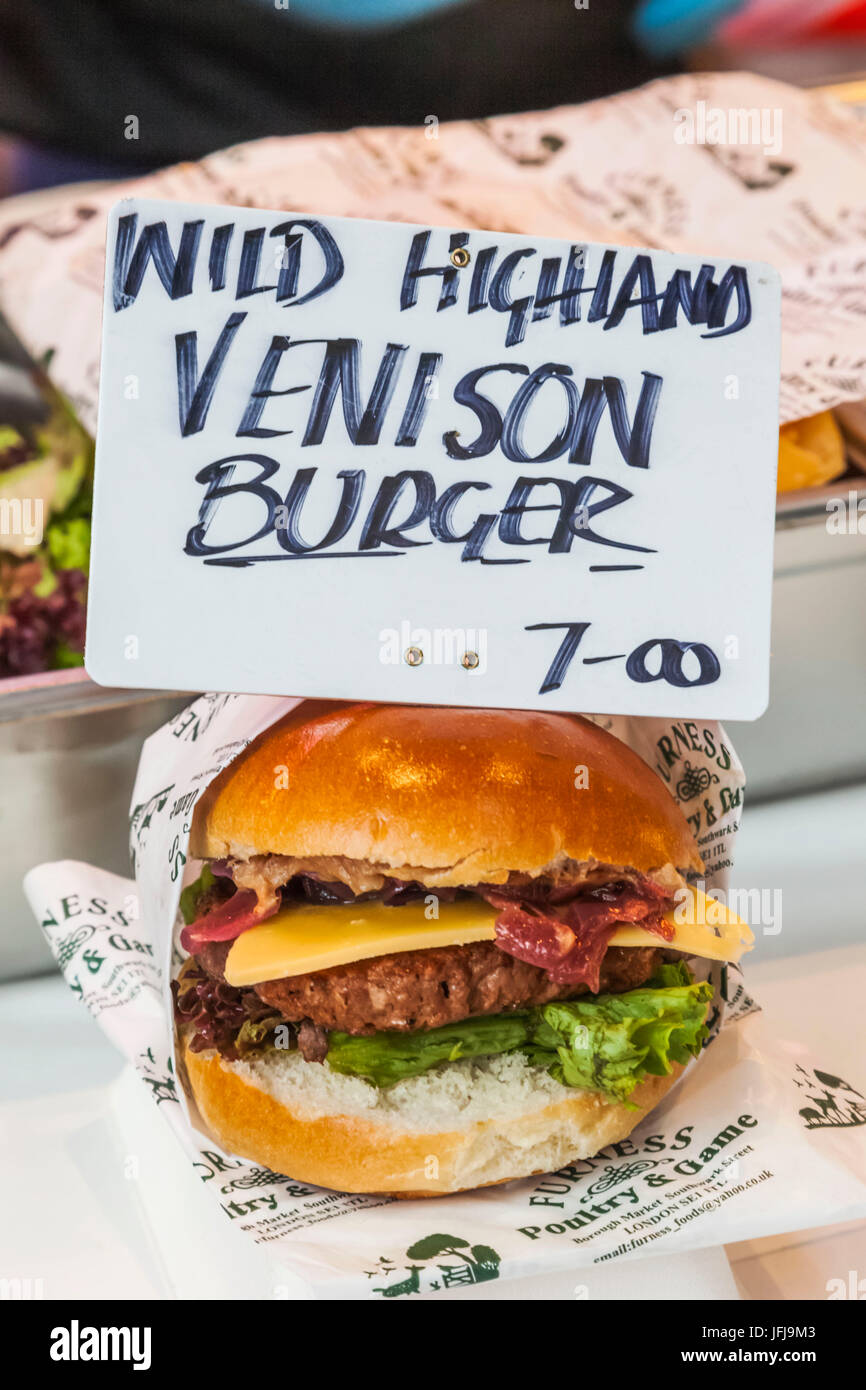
[0,72,864,427]
[23,695,866,1297]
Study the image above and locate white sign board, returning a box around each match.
[87,197,780,717]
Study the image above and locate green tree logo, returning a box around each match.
[373,1233,501,1297]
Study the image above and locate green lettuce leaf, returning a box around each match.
[46,516,91,573]
[236,1015,282,1053]
[325,961,712,1102]
[523,964,713,1103]
[179,864,216,925]
[53,641,85,668]
[327,1014,530,1087]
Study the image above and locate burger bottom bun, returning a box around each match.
[182,1037,683,1197]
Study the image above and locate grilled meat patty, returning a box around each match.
[195,937,665,1035]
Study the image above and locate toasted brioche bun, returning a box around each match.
[189,702,701,883]
[182,1035,683,1196]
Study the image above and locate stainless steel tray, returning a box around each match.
[729,488,866,801]
[0,672,189,980]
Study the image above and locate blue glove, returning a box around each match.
[243,0,470,28]
[632,0,747,56]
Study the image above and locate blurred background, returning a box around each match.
[0,0,865,194]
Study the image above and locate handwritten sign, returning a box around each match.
[87,197,780,717]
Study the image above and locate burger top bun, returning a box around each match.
[189,701,703,883]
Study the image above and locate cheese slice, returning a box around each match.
[224,886,753,987]
[612,886,755,962]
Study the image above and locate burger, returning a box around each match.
[173,701,752,1196]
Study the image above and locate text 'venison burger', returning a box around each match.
[173,703,753,1196]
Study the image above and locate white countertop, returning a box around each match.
[2,783,865,1299]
